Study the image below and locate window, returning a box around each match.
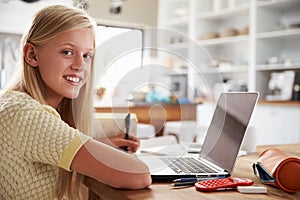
[94,24,143,106]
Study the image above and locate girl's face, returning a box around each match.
[35,28,94,107]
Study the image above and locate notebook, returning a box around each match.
[138,92,259,181]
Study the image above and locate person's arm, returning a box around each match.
[16,104,151,190]
[71,139,152,189]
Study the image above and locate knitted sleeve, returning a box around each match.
[13,103,91,171]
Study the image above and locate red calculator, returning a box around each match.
[195,177,254,191]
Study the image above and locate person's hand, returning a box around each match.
[101,133,140,153]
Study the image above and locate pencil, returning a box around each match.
[123,113,130,152]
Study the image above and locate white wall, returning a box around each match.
[0,0,73,34]
[0,0,158,35]
[88,0,158,27]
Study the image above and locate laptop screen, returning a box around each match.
[200,92,258,173]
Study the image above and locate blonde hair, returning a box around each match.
[9,4,96,199]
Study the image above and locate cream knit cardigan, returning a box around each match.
[0,90,90,199]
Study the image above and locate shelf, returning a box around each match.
[219,66,249,73]
[197,66,249,74]
[256,63,300,71]
[198,35,249,46]
[257,0,300,8]
[257,28,300,40]
[195,5,249,20]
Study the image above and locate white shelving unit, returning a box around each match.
[255,0,300,99]
[158,0,300,144]
[157,0,300,101]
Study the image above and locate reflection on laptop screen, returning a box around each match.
[200,93,258,173]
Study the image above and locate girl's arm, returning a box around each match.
[71,139,152,189]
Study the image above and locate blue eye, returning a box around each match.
[62,50,72,56]
[84,53,93,60]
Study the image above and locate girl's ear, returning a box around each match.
[23,43,38,67]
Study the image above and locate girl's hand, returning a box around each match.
[99,133,140,153]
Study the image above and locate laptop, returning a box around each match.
[138,92,259,181]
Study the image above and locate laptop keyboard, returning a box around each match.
[160,157,218,174]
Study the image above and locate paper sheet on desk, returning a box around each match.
[139,135,192,156]
[139,135,177,149]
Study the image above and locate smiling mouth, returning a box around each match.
[64,76,81,84]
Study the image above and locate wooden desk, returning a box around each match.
[83,144,300,200]
[94,104,197,136]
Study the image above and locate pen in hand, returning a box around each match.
[122,113,131,152]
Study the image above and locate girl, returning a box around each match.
[0,4,151,200]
